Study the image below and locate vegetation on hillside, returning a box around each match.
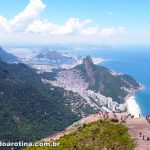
[75,56,140,104]
[24,120,135,150]
[0,59,79,142]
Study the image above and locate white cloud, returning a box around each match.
[99,28,115,37]
[0,0,125,44]
[10,0,45,32]
[0,16,8,32]
[81,27,98,35]
[0,0,46,32]
[55,18,91,35]
[26,19,59,33]
[118,26,125,35]
[99,27,125,37]
[27,18,124,37]
[26,18,93,35]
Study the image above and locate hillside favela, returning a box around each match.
[0,0,150,150]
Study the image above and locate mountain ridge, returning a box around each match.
[0,46,18,63]
[0,59,80,142]
[35,50,76,65]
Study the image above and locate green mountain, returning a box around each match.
[0,59,79,142]
[75,56,140,103]
[24,120,135,150]
[0,46,18,63]
[35,50,76,65]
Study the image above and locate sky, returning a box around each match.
[0,0,150,45]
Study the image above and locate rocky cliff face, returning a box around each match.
[82,56,96,87]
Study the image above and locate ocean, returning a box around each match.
[73,46,150,116]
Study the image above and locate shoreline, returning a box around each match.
[98,58,144,118]
[92,57,106,64]
[126,95,141,118]
[125,85,144,118]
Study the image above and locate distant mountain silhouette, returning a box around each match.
[0,46,18,63]
[35,50,76,65]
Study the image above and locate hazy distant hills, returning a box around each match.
[34,50,76,65]
[0,59,79,142]
[0,46,18,63]
[0,46,76,67]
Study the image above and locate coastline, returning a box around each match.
[92,57,106,64]
[125,85,144,118]
[126,95,141,118]
[61,57,106,69]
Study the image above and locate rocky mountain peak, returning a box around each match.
[83,55,94,66]
[82,55,95,86]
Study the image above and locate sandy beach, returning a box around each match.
[92,57,105,64]
[126,95,141,118]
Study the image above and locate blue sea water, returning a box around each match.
[73,46,150,116]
